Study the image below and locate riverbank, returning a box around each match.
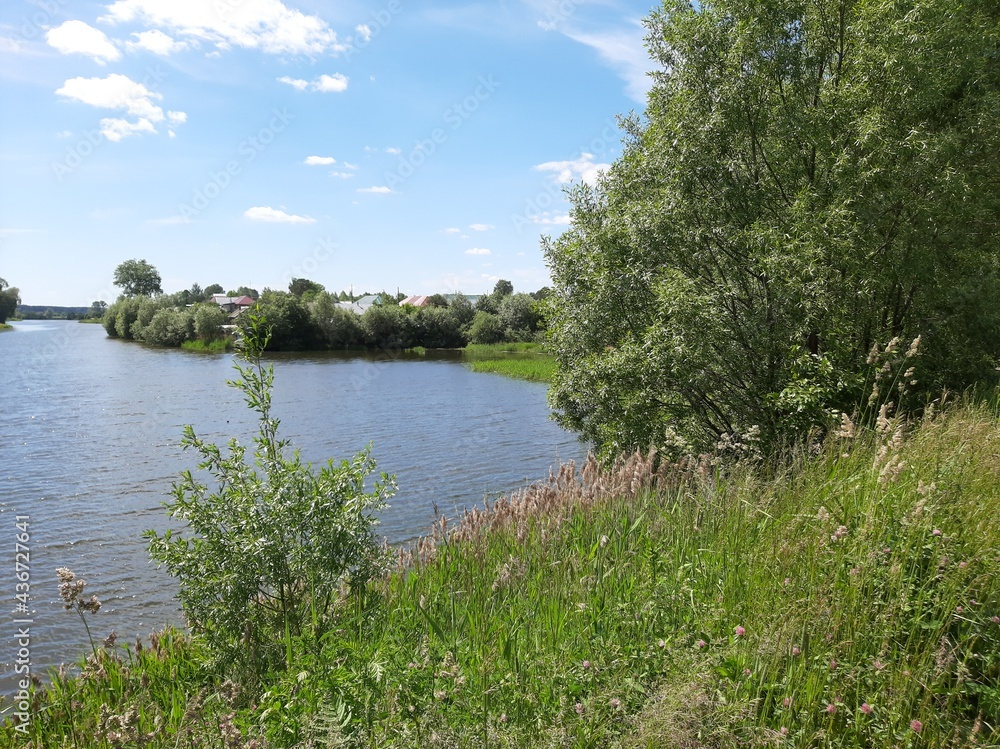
[462,342,557,382]
[0,323,11,331]
[7,399,998,747]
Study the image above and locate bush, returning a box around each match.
[193,303,227,340]
[468,311,505,344]
[146,314,395,676]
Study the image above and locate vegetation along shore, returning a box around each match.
[3,0,998,745]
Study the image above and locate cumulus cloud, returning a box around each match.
[278,73,348,92]
[46,20,121,64]
[355,24,372,42]
[127,29,188,55]
[469,223,494,231]
[244,206,315,223]
[313,73,348,92]
[357,186,392,194]
[55,74,185,141]
[534,152,609,186]
[465,248,492,255]
[304,155,336,165]
[101,0,343,56]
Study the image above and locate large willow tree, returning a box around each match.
[545,0,1000,459]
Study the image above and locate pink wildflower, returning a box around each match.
[575,702,584,715]
[792,647,801,656]
[826,703,837,715]
[735,625,746,637]
[829,659,837,670]
[582,660,590,670]
[780,726,788,736]
[992,616,1000,624]
[910,719,923,732]
[610,698,621,709]
[500,713,507,723]
[744,668,751,676]
[783,697,791,707]
[696,639,707,649]
[860,703,872,715]
[783,577,792,586]
[932,528,942,537]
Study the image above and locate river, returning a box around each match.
[0,320,586,692]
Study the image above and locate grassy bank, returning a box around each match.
[463,342,557,383]
[6,401,999,747]
[0,323,11,331]
[180,338,232,353]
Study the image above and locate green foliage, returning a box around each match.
[142,308,194,347]
[146,314,395,676]
[288,277,325,298]
[498,293,542,341]
[0,284,20,324]
[113,259,163,297]
[203,283,224,296]
[362,303,408,348]
[468,311,505,345]
[228,285,259,301]
[245,290,322,350]
[545,0,1000,460]
[311,291,364,348]
[192,302,227,340]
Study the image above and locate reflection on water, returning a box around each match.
[0,321,586,691]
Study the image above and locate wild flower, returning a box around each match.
[792,647,801,656]
[991,616,1000,624]
[500,713,508,723]
[782,697,791,707]
[696,639,707,649]
[783,577,792,586]
[657,639,665,648]
[574,702,584,715]
[860,703,872,715]
[582,660,591,669]
[826,703,837,715]
[610,698,621,709]
[829,659,837,670]
[910,719,923,732]
[932,528,942,537]
[734,625,746,637]
[780,726,788,736]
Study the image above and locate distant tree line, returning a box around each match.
[101,260,548,350]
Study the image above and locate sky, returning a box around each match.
[0,0,657,306]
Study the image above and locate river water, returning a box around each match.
[0,320,586,693]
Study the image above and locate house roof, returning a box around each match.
[400,295,430,307]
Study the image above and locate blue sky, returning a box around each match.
[0,0,656,306]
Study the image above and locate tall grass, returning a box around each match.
[6,400,999,747]
[463,342,556,382]
[180,338,232,353]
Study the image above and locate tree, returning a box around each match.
[87,300,108,319]
[0,282,20,324]
[204,284,224,296]
[228,286,259,301]
[468,311,505,344]
[113,259,162,297]
[498,293,541,341]
[545,0,1000,460]
[288,278,324,298]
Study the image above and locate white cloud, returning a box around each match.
[277,75,308,90]
[100,116,156,141]
[355,24,372,42]
[357,186,392,194]
[244,206,315,223]
[469,223,494,231]
[385,147,401,155]
[531,211,571,225]
[46,20,121,64]
[465,248,491,255]
[534,152,609,186]
[562,24,652,104]
[102,0,343,56]
[313,73,348,92]
[56,130,74,138]
[343,162,359,170]
[278,74,348,92]
[56,74,185,140]
[329,171,354,179]
[127,29,188,55]
[304,155,336,165]
[442,227,461,234]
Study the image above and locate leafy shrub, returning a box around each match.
[146,314,395,676]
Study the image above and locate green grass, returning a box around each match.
[0,323,11,331]
[78,318,104,324]
[464,342,544,355]
[465,356,557,382]
[180,338,232,353]
[463,342,555,382]
[7,401,1000,747]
